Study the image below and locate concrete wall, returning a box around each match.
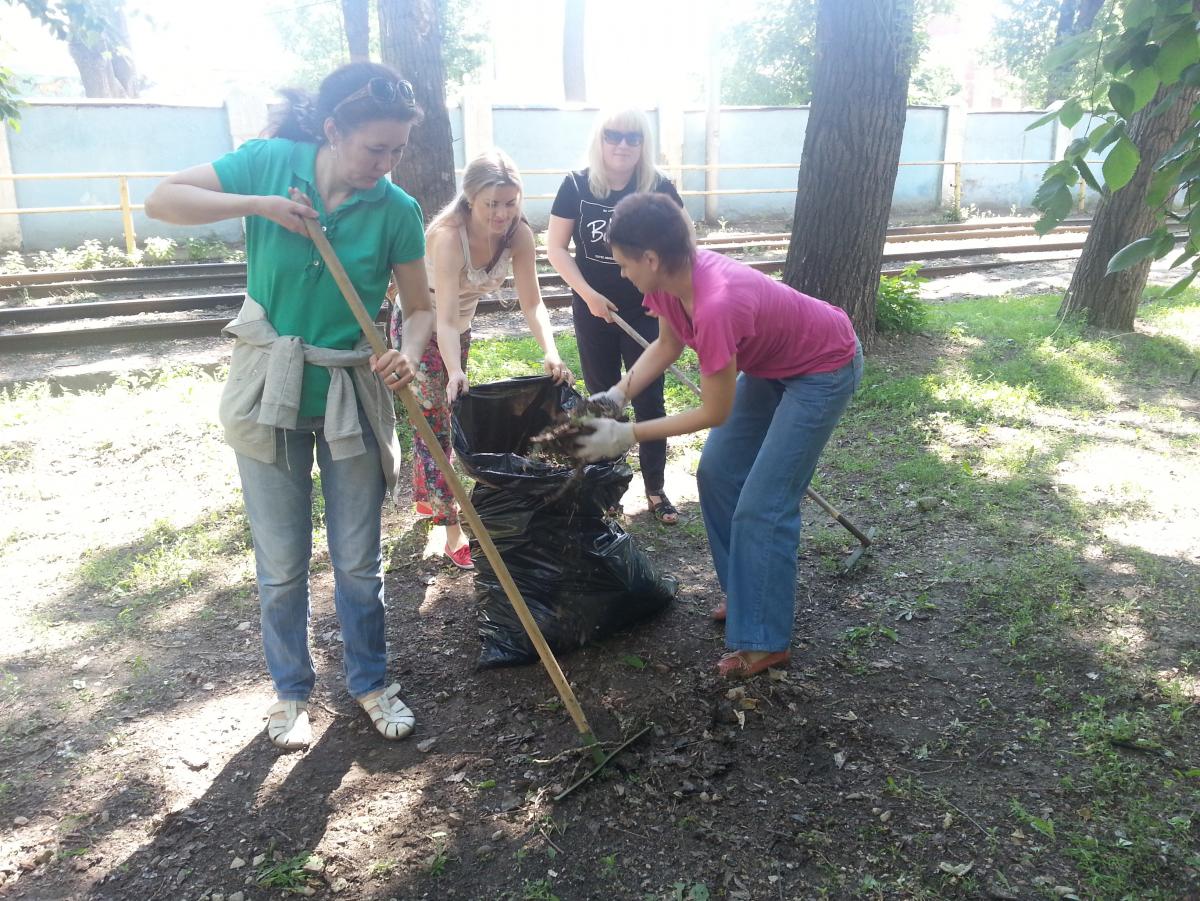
[488,105,950,226]
[961,111,1060,212]
[487,106,616,223]
[4,100,240,251]
[3,100,1111,251]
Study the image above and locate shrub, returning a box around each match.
[876,264,929,334]
[142,237,177,265]
[185,236,235,262]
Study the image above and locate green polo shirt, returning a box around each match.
[213,138,425,417]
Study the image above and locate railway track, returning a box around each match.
[0,218,1096,352]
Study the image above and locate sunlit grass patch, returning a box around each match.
[994,337,1119,410]
[929,366,1040,423]
[78,506,254,626]
[928,293,1062,344]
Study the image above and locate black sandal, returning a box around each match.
[648,493,678,524]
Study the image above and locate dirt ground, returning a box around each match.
[1,261,1198,900]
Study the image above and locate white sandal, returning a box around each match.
[359,682,415,740]
[265,699,312,750]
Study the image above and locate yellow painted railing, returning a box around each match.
[0,159,1089,249]
[0,172,169,254]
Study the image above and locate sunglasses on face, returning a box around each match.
[602,129,644,147]
[333,77,416,116]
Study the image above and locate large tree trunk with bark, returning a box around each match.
[378,0,457,219]
[342,0,371,63]
[1044,0,1105,104]
[563,0,586,102]
[1060,82,1200,329]
[782,0,914,346]
[67,3,139,98]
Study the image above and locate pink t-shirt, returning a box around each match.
[643,250,858,378]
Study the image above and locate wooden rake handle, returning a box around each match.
[302,220,599,748]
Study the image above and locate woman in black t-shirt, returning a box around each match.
[547,108,685,524]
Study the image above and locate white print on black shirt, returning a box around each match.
[579,200,617,266]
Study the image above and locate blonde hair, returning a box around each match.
[427,148,524,251]
[586,108,660,199]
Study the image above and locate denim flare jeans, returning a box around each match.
[697,344,864,652]
[235,406,388,702]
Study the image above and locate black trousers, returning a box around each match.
[572,295,667,495]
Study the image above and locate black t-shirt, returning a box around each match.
[550,168,685,312]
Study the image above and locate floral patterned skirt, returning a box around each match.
[392,325,472,525]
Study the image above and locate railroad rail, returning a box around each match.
[0,218,1097,352]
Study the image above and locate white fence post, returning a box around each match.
[941,104,967,210]
[0,127,22,251]
[462,84,494,162]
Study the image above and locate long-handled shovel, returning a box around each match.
[608,311,874,572]
[303,220,646,796]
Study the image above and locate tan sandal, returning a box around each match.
[266,699,312,750]
[359,683,416,740]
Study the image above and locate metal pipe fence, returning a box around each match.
[0,159,1089,250]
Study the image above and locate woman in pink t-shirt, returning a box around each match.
[575,193,863,678]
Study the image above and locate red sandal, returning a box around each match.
[444,542,474,570]
[716,650,790,678]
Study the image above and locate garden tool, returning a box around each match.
[608,311,874,573]
[303,219,647,797]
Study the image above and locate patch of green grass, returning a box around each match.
[926,292,1200,407]
[425,831,452,877]
[1048,693,1200,898]
[256,852,313,891]
[841,623,899,647]
[965,546,1082,648]
[369,856,398,878]
[517,878,560,901]
[78,506,254,625]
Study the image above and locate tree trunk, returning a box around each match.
[68,37,127,97]
[1054,0,1104,41]
[1060,82,1200,330]
[563,0,586,102]
[66,2,139,99]
[342,0,371,63]
[1044,0,1104,104]
[782,0,914,346]
[378,0,457,219]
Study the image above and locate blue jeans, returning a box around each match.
[697,345,863,652]
[235,407,388,701]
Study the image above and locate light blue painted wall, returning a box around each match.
[492,105,949,226]
[7,101,241,251]
[489,106,601,223]
[897,107,949,212]
[961,112,1058,211]
[681,108,809,222]
[5,101,1107,250]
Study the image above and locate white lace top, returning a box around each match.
[426,223,513,332]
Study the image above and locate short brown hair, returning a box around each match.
[608,193,694,273]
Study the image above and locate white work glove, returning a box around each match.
[587,385,627,419]
[574,417,636,463]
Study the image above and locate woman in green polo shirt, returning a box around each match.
[145,63,435,750]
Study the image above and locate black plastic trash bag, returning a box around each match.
[452,375,678,668]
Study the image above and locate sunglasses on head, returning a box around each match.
[602,128,644,147]
[333,77,416,116]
